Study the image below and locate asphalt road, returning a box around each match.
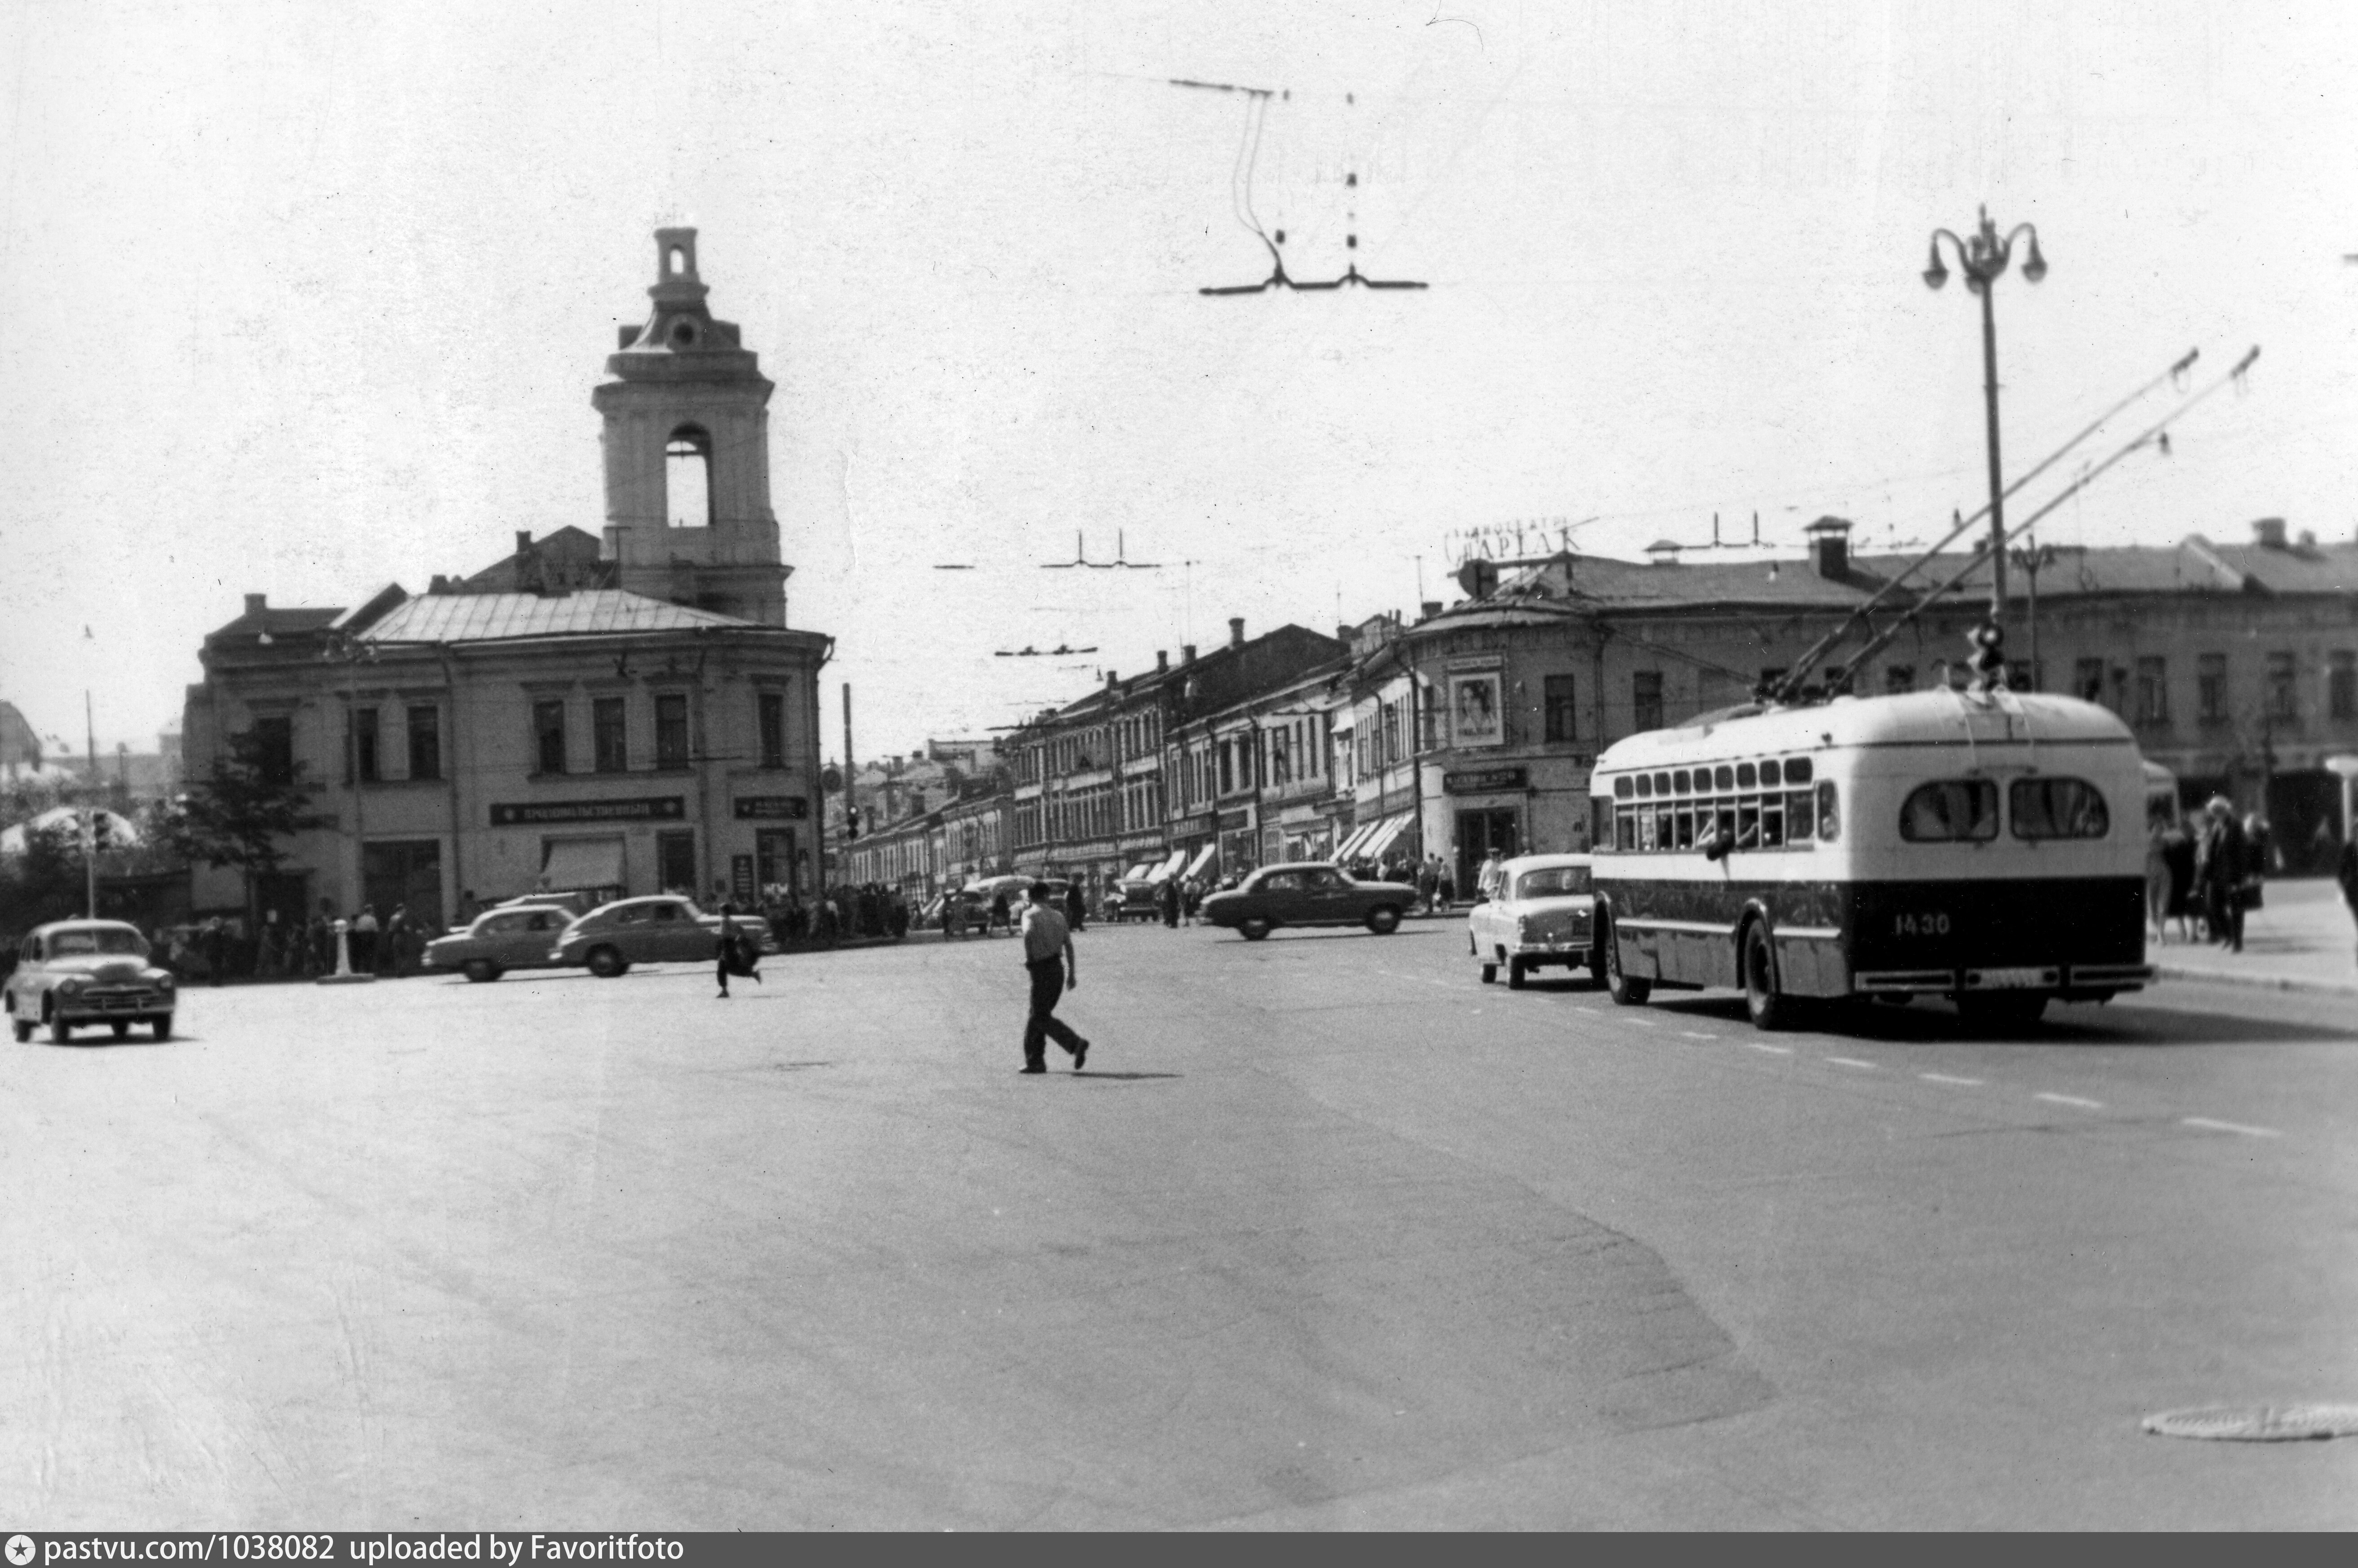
[4,919,2354,1529]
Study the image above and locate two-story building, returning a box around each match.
[181,228,832,924]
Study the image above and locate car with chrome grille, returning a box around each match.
[7,919,177,1042]
[1466,853,1597,988]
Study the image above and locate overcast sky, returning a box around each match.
[5,0,2355,763]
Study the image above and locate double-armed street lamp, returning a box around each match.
[1923,206,2047,683]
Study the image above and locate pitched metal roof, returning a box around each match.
[359,590,750,644]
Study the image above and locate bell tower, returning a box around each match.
[593,229,790,625]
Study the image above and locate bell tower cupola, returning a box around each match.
[592,228,791,625]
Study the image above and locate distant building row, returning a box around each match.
[840,516,2358,899]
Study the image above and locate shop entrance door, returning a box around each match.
[361,840,443,928]
[1456,809,1520,899]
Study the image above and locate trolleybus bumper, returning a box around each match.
[1853,962,2152,1000]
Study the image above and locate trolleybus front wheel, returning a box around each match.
[1742,920,1795,1032]
[1600,915,1650,1006]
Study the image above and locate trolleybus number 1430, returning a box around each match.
[1892,912,1952,937]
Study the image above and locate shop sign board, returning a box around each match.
[734,796,811,819]
[490,796,684,826]
[1444,766,1529,795]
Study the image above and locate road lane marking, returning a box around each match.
[1741,1042,1791,1054]
[1919,1072,1985,1086]
[1621,1019,1660,1028]
[1824,1056,1878,1070]
[1679,1031,1719,1041]
[2034,1092,2103,1110]
[2181,1116,2282,1139]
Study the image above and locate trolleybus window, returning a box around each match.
[1815,779,1840,842]
[2010,777,2110,840]
[1900,780,2000,842]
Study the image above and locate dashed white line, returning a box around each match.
[1679,1031,1720,1041]
[1824,1056,1879,1070]
[2181,1116,2282,1139]
[1621,1019,1660,1029]
[1919,1072,1985,1086]
[2034,1092,2103,1110]
[1741,1041,1792,1055]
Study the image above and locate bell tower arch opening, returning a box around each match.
[593,227,792,625]
[665,425,714,529]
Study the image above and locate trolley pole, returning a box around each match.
[84,690,99,919]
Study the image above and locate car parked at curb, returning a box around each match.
[1199,861,1416,941]
[6,920,176,1042]
[546,895,778,978]
[424,903,577,982]
[1466,853,1598,987]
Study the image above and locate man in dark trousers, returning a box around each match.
[2196,797,2247,952]
[2338,829,2358,970]
[1019,880,1090,1074]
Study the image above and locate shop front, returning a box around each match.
[1439,764,1529,896]
[1215,806,1257,882]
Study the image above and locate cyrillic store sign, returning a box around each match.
[1443,766,1529,795]
[490,796,686,826]
[734,796,811,819]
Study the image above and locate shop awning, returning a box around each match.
[540,837,625,891]
[1333,820,1377,861]
[1182,843,1218,881]
[1356,814,1412,864]
[1146,848,1188,883]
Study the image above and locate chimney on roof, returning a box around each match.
[1644,539,1683,567]
[2252,517,2288,549]
[2298,528,2317,549]
[1106,669,1119,690]
[244,593,267,616]
[1156,649,1169,672]
[515,530,532,554]
[1182,643,1197,664]
[1804,516,1853,580]
[1229,617,1245,648]
[1420,600,1442,620]
[429,575,451,594]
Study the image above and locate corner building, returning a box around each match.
[183,230,830,926]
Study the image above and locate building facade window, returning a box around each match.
[2198,653,2228,723]
[1382,703,1402,765]
[351,708,380,783]
[406,705,442,780]
[1631,671,1663,734]
[1543,674,1578,743]
[655,694,690,768]
[252,716,295,787]
[2075,658,2106,705]
[2266,653,2298,722]
[2331,651,2356,721]
[758,692,786,768]
[533,701,567,775]
[593,697,628,773]
[2134,657,2168,726]
[1885,665,1915,695]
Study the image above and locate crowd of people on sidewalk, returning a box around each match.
[2148,798,2278,953]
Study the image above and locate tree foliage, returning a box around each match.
[158,731,334,895]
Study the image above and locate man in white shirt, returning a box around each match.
[1018,880,1090,1073]
[1476,849,1507,903]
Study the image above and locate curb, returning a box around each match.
[2154,962,2358,998]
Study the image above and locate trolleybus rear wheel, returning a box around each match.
[1742,921,1793,1031]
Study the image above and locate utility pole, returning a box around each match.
[841,682,855,890]
[83,691,99,918]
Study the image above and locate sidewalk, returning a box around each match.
[2150,876,2358,996]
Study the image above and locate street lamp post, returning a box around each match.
[1923,206,2047,684]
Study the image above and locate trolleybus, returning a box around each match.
[1587,688,2153,1029]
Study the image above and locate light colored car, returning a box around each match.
[1467,853,1598,988]
[547,895,777,978]
[1199,861,1417,941]
[6,919,177,1042]
[424,903,576,982]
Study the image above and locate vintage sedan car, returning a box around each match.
[1199,861,1417,941]
[6,920,176,1042]
[424,903,577,982]
[547,895,777,978]
[1467,853,1597,988]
